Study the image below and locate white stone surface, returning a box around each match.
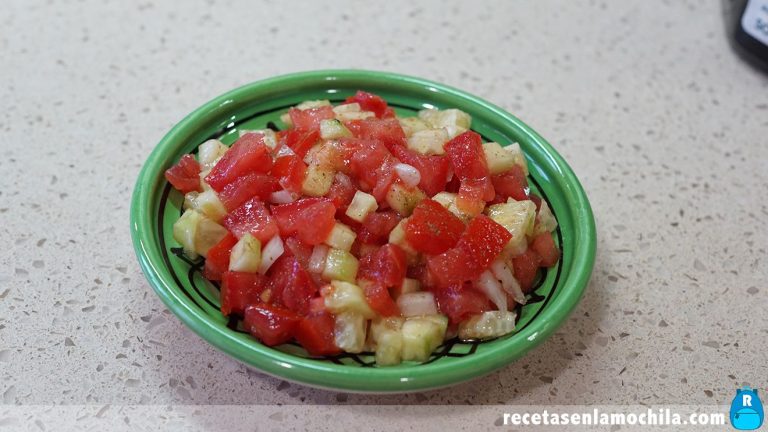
[1,0,767,429]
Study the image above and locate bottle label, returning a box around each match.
[742,0,768,45]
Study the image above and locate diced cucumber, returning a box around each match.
[370,317,405,366]
[504,143,529,176]
[183,189,227,222]
[486,200,537,256]
[532,199,558,235]
[398,117,430,137]
[301,164,335,197]
[418,109,471,138]
[369,316,405,341]
[324,222,357,252]
[319,119,353,140]
[482,142,517,175]
[172,209,228,258]
[458,311,516,341]
[336,110,375,122]
[279,113,292,128]
[238,129,277,150]
[197,139,228,169]
[401,316,447,362]
[385,183,426,217]
[332,102,361,114]
[334,312,367,353]
[228,233,262,273]
[397,292,438,317]
[406,129,448,155]
[322,249,359,283]
[345,190,378,223]
[430,191,471,222]
[296,100,331,110]
[322,280,374,318]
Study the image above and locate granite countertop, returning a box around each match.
[1,0,767,429]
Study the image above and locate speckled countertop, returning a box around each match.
[1,0,767,429]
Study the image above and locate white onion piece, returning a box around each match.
[275,144,296,158]
[269,189,296,204]
[476,270,508,311]
[308,244,329,274]
[396,292,438,317]
[394,163,421,187]
[491,259,526,305]
[258,236,284,274]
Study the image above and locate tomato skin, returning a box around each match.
[165,154,202,194]
[294,312,340,356]
[346,117,406,151]
[243,304,301,346]
[271,155,307,193]
[344,91,391,118]
[267,256,318,315]
[271,197,336,245]
[278,129,320,159]
[358,244,407,288]
[390,145,451,196]
[357,210,402,245]
[203,233,238,281]
[361,281,400,317]
[218,173,279,211]
[491,165,529,202]
[530,233,560,268]
[288,106,335,131]
[220,271,269,316]
[512,248,542,293]
[325,173,357,209]
[222,197,279,242]
[205,133,273,192]
[405,199,465,255]
[431,283,492,325]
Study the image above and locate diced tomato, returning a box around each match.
[431,283,492,325]
[491,165,529,202]
[344,91,391,118]
[267,255,318,315]
[407,263,436,288]
[370,159,398,202]
[357,210,402,245]
[325,173,357,209]
[165,154,202,194]
[278,129,320,159]
[349,139,392,192]
[308,296,326,315]
[346,117,406,151]
[390,145,451,196]
[444,131,489,180]
[288,106,335,131]
[203,233,238,281]
[222,197,279,242]
[243,304,301,346]
[426,247,478,287]
[218,173,279,211]
[271,197,336,245]
[458,215,512,269]
[405,199,465,255]
[205,133,273,192]
[381,107,396,119]
[457,177,495,216]
[220,271,269,316]
[529,193,542,210]
[512,248,542,292]
[271,155,307,193]
[283,236,313,268]
[445,174,461,193]
[294,312,340,356]
[315,139,360,173]
[361,281,400,317]
[358,244,407,288]
[530,233,560,268]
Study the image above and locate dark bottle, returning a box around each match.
[734,0,768,71]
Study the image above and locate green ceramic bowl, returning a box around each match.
[130,70,596,393]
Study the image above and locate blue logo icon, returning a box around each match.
[730,386,764,430]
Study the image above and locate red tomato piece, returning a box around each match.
[165,154,202,194]
[294,312,340,356]
[271,197,336,245]
[205,133,273,192]
[512,248,542,292]
[426,246,479,287]
[458,215,512,270]
[325,173,357,209]
[218,173,279,211]
[491,165,529,202]
[267,255,318,315]
[444,131,489,180]
[370,159,398,202]
[349,139,391,191]
[361,281,400,317]
[456,177,495,216]
[357,210,402,245]
[431,283,492,325]
[222,197,279,242]
[315,139,360,173]
[203,233,238,281]
[404,199,465,255]
[390,145,451,196]
[530,233,560,268]
[358,244,407,288]
[278,129,320,159]
[220,271,269,316]
[283,236,313,269]
[243,304,301,346]
[271,155,307,193]
[288,106,335,131]
[344,91,391,118]
[346,117,406,151]
[529,193,542,210]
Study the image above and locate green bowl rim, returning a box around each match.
[130,69,596,393]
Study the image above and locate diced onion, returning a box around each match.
[394,163,421,187]
[476,270,508,311]
[258,236,284,274]
[308,244,329,274]
[491,259,526,305]
[269,189,296,204]
[397,292,438,317]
